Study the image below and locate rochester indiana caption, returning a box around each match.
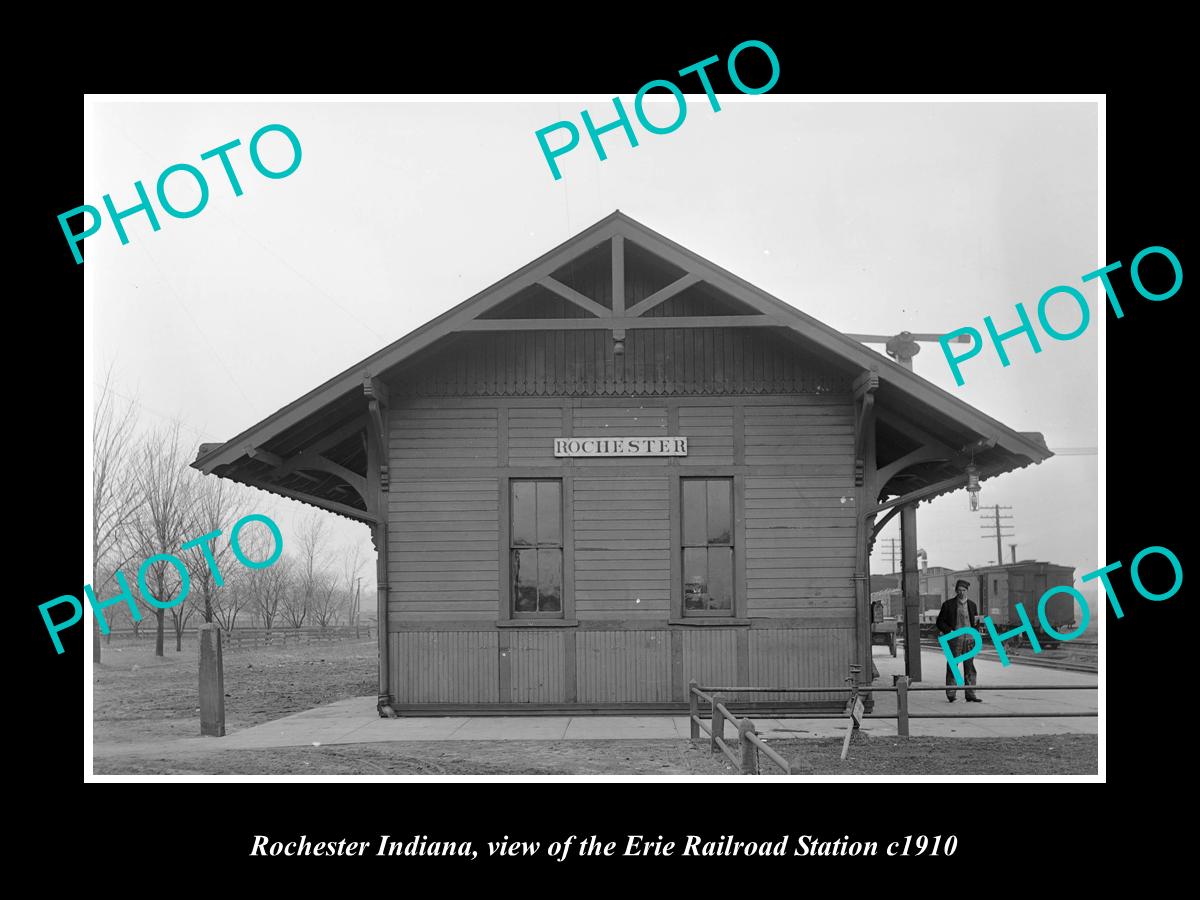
[251,833,955,859]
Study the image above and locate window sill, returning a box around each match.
[668,617,751,627]
[496,619,579,628]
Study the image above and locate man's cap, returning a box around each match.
[955,579,971,590]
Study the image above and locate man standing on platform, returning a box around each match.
[937,579,981,703]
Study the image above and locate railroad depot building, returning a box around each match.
[192,212,1053,715]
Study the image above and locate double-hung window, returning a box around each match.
[681,477,734,616]
[510,479,563,617]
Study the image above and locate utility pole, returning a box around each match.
[846,331,973,372]
[883,537,899,574]
[979,504,1014,568]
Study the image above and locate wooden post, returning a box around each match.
[738,718,758,775]
[688,679,699,740]
[900,503,923,681]
[710,694,724,754]
[198,624,226,737]
[896,675,910,737]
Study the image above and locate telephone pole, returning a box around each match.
[885,538,899,574]
[979,505,1014,567]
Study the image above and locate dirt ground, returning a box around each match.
[93,637,376,743]
[94,733,1097,776]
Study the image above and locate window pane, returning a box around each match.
[538,548,563,612]
[536,481,561,546]
[682,480,707,546]
[683,547,708,611]
[513,548,538,611]
[707,547,733,610]
[707,480,731,544]
[511,482,536,546]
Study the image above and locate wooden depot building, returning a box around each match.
[192,212,1052,715]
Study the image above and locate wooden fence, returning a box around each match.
[104,624,373,650]
[688,680,792,775]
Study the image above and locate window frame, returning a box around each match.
[678,475,738,619]
[501,476,575,624]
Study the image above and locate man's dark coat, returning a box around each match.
[936,597,980,635]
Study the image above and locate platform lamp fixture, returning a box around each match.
[965,459,981,511]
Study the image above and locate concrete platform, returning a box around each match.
[93,647,1097,756]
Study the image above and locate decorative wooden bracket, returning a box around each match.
[364,374,389,493]
[853,368,879,487]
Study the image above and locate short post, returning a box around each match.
[895,675,910,737]
[688,679,699,741]
[198,623,226,737]
[710,693,724,754]
[738,718,759,775]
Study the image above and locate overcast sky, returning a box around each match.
[85,98,1099,609]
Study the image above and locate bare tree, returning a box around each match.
[183,477,246,623]
[91,369,142,658]
[311,576,343,628]
[279,573,309,628]
[284,513,328,629]
[211,564,250,632]
[251,552,290,631]
[129,422,196,656]
[341,544,366,627]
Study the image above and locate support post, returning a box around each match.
[738,718,759,775]
[900,503,922,681]
[688,679,699,740]
[710,693,724,754]
[896,675,910,737]
[852,368,879,707]
[198,623,226,737]
[365,374,395,718]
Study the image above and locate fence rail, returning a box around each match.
[688,674,1098,773]
[103,624,373,650]
[688,681,791,775]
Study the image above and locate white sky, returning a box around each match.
[85,98,1098,604]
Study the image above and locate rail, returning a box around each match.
[102,624,373,650]
[687,674,1097,772]
[687,680,791,775]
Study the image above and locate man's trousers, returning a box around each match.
[945,634,978,700]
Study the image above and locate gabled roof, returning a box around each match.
[193,210,1051,514]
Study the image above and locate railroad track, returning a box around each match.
[917,639,1097,673]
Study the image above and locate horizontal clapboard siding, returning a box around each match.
[572,405,669,468]
[391,631,499,703]
[389,479,498,621]
[391,405,498,467]
[574,477,670,618]
[743,400,855,467]
[745,474,856,615]
[509,406,561,466]
[679,405,734,465]
[576,631,671,702]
